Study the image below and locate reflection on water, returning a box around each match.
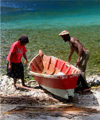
[1,104,100,120]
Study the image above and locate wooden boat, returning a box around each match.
[28,50,80,99]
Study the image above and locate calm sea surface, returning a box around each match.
[1,0,100,29]
[1,0,100,74]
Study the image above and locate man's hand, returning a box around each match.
[8,64,12,71]
[23,53,28,64]
[66,61,70,64]
[24,59,28,64]
[76,59,80,66]
[66,62,70,67]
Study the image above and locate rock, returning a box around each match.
[0,74,100,105]
[0,74,100,120]
[87,75,100,86]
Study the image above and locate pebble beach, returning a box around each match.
[0,74,100,120]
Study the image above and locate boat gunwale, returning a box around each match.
[28,53,81,79]
[28,70,80,79]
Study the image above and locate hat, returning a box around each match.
[59,30,69,36]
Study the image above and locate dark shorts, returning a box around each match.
[78,50,90,72]
[7,62,24,79]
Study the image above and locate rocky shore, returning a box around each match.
[0,74,100,120]
[0,74,100,105]
[0,75,59,105]
[0,74,100,97]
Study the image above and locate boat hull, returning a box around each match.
[33,75,78,89]
[41,85,74,99]
[29,72,78,99]
[28,51,80,99]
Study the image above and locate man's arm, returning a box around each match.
[8,53,13,71]
[23,53,28,64]
[68,43,74,62]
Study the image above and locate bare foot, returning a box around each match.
[14,85,17,90]
[83,88,91,92]
[22,84,28,87]
[76,90,83,94]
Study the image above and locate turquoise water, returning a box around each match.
[1,0,100,75]
[1,0,100,29]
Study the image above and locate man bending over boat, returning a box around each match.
[7,35,29,89]
[59,30,90,92]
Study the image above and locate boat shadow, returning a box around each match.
[38,86,74,103]
[39,85,100,107]
[16,84,100,107]
[74,87,100,107]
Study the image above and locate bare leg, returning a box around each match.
[21,78,26,86]
[77,73,90,92]
[14,78,17,89]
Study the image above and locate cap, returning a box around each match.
[59,30,69,36]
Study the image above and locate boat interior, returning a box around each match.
[29,50,79,75]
